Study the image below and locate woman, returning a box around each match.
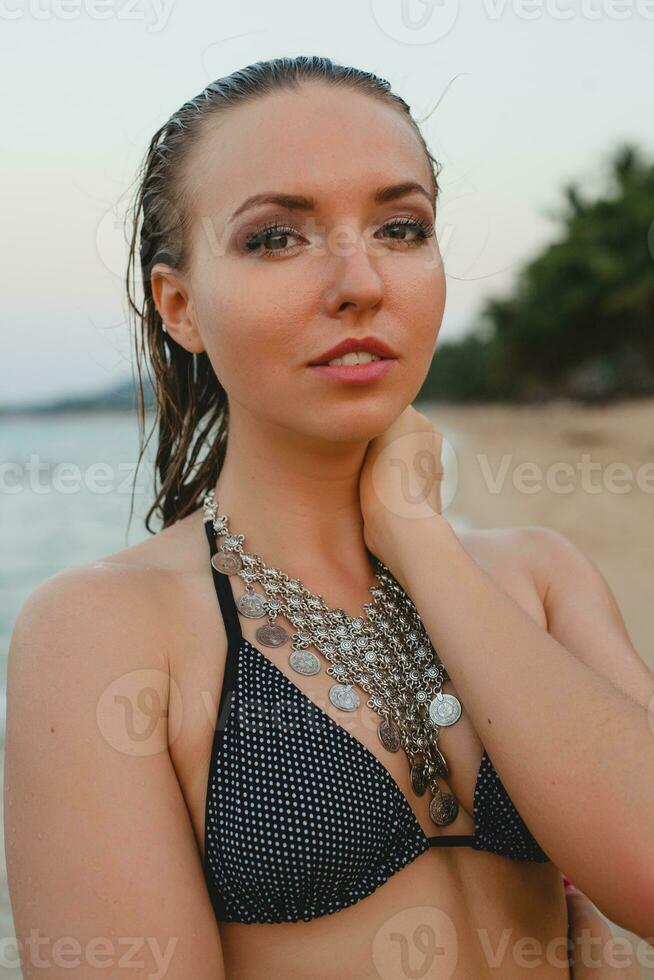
[5,57,651,979]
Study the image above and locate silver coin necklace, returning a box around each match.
[203,487,464,827]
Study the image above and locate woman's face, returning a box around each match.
[181,82,446,443]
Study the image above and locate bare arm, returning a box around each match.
[523,525,654,713]
[4,566,225,979]
[566,887,643,979]
[387,516,654,936]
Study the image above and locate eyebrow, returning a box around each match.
[228,181,434,223]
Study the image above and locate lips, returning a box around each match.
[308,358,397,385]
[309,335,398,365]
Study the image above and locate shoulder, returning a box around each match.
[4,520,196,818]
[458,522,586,603]
[497,522,627,615]
[496,523,586,594]
[456,522,551,589]
[453,524,551,629]
[91,503,208,575]
[7,562,174,731]
[457,520,624,624]
[7,505,215,741]
[463,523,654,709]
[21,506,209,636]
[8,506,208,683]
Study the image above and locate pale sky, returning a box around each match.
[1,0,652,406]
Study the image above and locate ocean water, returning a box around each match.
[0,411,157,747]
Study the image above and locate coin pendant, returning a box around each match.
[328,684,360,712]
[431,745,449,778]
[410,763,427,796]
[429,791,459,826]
[288,648,321,676]
[211,550,243,574]
[256,623,289,648]
[236,591,267,619]
[428,692,462,727]
[377,717,401,753]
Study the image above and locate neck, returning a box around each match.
[210,408,379,616]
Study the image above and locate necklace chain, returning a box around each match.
[202,486,464,827]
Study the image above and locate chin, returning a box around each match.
[300,401,410,445]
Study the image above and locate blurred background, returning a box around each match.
[1,0,653,974]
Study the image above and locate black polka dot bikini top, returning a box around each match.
[201,519,551,925]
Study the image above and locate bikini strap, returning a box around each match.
[203,518,244,650]
[203,517,242,769]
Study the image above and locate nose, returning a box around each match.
[322,235,384,317]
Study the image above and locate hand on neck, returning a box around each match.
[211,412,381,617]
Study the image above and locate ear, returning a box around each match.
[149,263,205,355]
